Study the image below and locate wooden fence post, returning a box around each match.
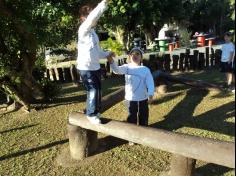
[172,55,179,71]
[50,68,57,81]
[215,49,222,67]
[210,48,215,67]
[189,55,194,71]
[63,68,72,82]
[124,58,127,64]
[118,59,121,66]
[198,53,205,70]
[193,50,199,70]
[170,154,196,176]
[142,59,150,68]
[149,54,157,72]
[46,69,50,79]
[70,65,78,84]
[54,68,60,81]
[206,47,210,68]
[106,61,111,74]
[179,53,185,72]
[184,55,190,71]
[100,64,107,79]
[57,68,64,82]
[164,54,171,72]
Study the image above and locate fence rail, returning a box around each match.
[46,47,222,83]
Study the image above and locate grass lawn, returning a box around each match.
[0,70,235,176]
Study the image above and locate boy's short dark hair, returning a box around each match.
[129,47,144,57]
[224,32,233,37]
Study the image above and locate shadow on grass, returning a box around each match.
[96,136,128,154]
[151,89,208,131]
[196,163,233,176]
[194,101,235,136]
[211,90,235,99]
[0,139,69,162]
[151,88,235,137]
[36,77,124,111]
[152,92,184,106]
[151,88,234,175]
[0,124,39,134]
[35,94,87,111]
[175,69,224,84]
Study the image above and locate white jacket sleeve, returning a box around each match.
[110,62,128,75]
[145,69,155,96]
[98,46,111,59]
[79,0,108,36]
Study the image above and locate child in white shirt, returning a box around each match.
[108,48,155,128]
[77,0,114,124]
[220,32,235,92]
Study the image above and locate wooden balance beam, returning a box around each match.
[68,114,235,175]
[65,86,234,176]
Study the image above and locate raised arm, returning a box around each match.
[107,57,128,75]
[98,46,112,59]
[79,0,110,36]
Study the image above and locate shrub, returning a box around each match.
[179,27,192,48]
[100,38,124,56]
[39,79,61,102]
[33,56,46,82]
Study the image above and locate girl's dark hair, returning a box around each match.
[79,5,94,18]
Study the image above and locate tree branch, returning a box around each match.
[0,0,37,54]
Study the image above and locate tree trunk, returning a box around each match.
[21,52,44,101]
[144,26,158,46]
[0,0,44,108]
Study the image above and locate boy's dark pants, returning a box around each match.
[127,99,149,126]
[79,69,101,117]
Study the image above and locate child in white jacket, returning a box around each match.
[77,0,114,124]
[108,48,155,129]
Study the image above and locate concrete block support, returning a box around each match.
[170,154,196,176]
[67,123,98,160]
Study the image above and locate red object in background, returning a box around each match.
[197,36,205,47]
[208,39,214,47]
[169,43,175,52]
[175,41,180,48]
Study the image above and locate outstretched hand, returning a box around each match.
[108,52,116,58]
[107,56,114,64]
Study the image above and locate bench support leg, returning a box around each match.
[68,123,98,160]
[170,154,196,176]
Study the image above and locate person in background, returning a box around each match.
[77,0,115,124]
[107,47,155,145]
[220,32,235,93]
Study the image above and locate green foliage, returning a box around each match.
[100,38,124,56]
[0,0,80,102]
[179,27,192,48]
[187,0,235,35]
[101,0,185,49]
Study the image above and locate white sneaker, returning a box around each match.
[87,116,101,125]
[232,89,235,94]
[129,142,135,146]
